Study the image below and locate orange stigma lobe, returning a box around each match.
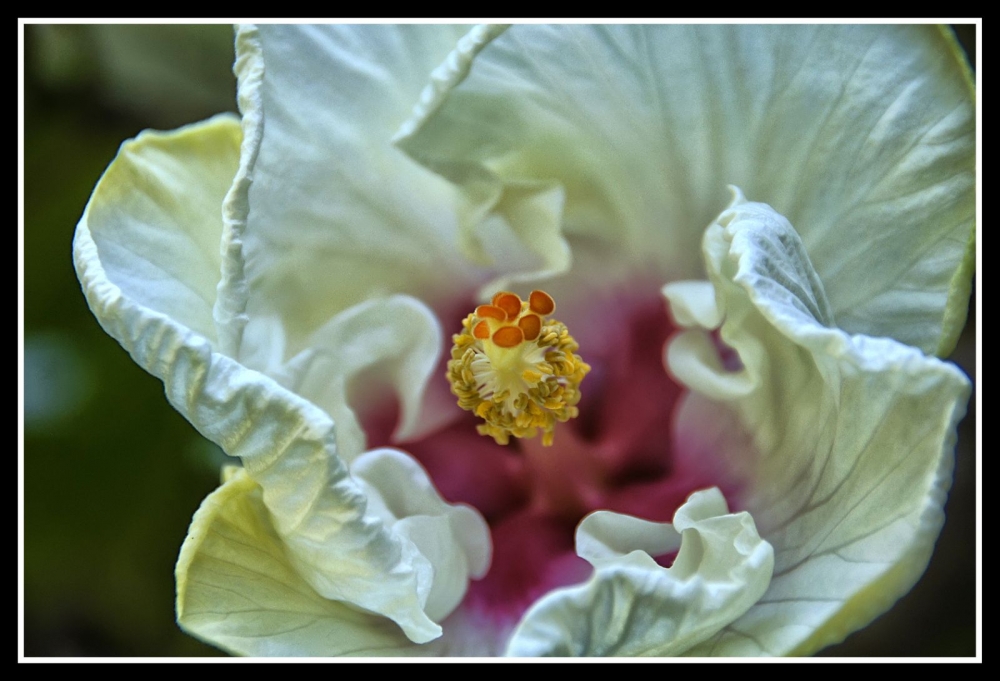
[519,313,541,341]
[492,325,524,348]
[493,292,523,320]
[476,304,507,321]
[529,290,555,315]
[473,320,491,339]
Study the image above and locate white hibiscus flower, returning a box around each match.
[73,24,974,656]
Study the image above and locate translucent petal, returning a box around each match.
[665,191,971,655]
[398,25,975,355]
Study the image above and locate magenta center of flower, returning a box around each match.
[363,291,739,627]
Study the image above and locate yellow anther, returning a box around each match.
[544,397,565,410]
[522,369,542,383]
[446,290,590,447]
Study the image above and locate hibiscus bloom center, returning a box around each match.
[363,287,742,627]
[446,289,590,447]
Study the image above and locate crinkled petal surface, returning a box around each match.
[351,448,491,623]
[663,191,970,655]
[79,114,239,342]
[397,24,975,355]
[73,115,489,647]
[177,466,491,656]
[505,488,773,656]
[176,467,418,656]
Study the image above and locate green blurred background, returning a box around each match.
[21,23,978,657]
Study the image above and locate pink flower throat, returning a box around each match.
[363,293,738,626]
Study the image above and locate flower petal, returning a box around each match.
[77,114,240,343]
[73,120,482,645]
[219,24,480,365]
[662,280,721,330]
[505,488,773,656]
[665,190,971,655]
[176,467,419,656]
[397,25,975,355]
[177,467,506,657]
[269,295,445,462]
[352,449,491,622]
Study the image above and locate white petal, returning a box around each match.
[398,25,975,355]
[666,329,754,401]
[177,468,508,657]
[662,280,721,329]
[352,449,491,622]
[219,24,479,365]
[575,511,681,568]
[176,467,422,656]
[270,295,444,462]
[73,121,470,645]
[77,115,240,344]
[665,191,971,655]
[505,489,773,657]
